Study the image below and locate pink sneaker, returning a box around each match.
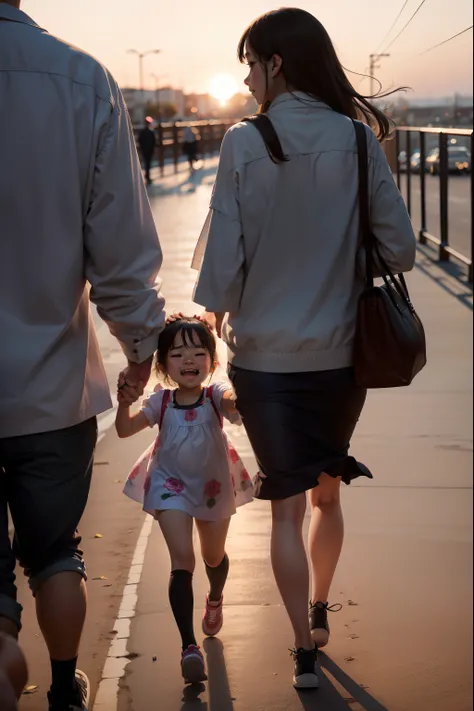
[202,595,224,637]
[181,645,207,684]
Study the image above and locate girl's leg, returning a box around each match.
[196,518,231,637]
[308,475,344,605]
[157,510,196,650]
[196,518,231,602]
[271,493,312,650]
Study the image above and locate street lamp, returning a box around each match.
[127,48,161,92]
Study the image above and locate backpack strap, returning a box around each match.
[206,386,223,429]
[159,390,171,429]
[242,114,288,164]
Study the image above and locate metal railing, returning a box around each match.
[134,120,233,174]
[395,126,473,282]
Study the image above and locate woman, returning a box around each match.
[193,8,415,689]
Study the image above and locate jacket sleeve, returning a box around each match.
[193,128,245,312]
[84,85,165,363]
[365,128,417,275]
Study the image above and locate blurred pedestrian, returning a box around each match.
[182,125,199,171]
[138,116,157,185]
[193,7,416,689]
[0,2,165,710]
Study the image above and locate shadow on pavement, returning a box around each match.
[180,682,207,710]
[147,164,218,198]
[414,245,473,312]
[203,637,235,711]
[316,652,389,711]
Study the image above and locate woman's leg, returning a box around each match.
[308,474,344,605]
[196,518,231,601]
[157,510,196,650]
[271,493,312,650]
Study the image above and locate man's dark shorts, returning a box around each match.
[0,418,97,630]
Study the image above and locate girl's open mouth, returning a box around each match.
[181,369,199,376]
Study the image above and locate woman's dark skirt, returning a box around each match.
[228,365,372,500]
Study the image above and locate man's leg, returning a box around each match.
[0,456,22,638]
[5,417,97,709]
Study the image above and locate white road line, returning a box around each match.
[92,514,154,710]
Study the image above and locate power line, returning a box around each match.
[373,0,410,54]
[419,24,473,55]
[381,0,428,53]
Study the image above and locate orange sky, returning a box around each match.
[21,0,473,99]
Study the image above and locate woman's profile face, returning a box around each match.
[243,43,267,106]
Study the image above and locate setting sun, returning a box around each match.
[209,74,239,105]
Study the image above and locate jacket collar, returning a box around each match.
[268,91,328,112]
[0,3,42,29]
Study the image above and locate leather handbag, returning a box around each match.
[352,120,427,388]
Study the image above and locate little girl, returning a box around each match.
[116,317,253,684]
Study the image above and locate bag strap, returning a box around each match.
[159,390,171,429]
[352,120,375,288]
[242,114,288,164]
[352,120,412,302]
[206,386,224,429]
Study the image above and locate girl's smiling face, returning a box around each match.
[165,330,213,389]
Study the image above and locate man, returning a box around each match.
[0,633,28,711]
[138,116,157,185]
[0,3,165,710]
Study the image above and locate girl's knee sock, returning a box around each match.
[205,553,230,602]
[169,569,196,650]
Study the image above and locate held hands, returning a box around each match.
[117,363,149,406]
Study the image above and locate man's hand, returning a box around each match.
[117,356,153,404]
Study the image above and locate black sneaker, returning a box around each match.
[309,601,342,648]
[290,646,319,689]
[48,670,90,711]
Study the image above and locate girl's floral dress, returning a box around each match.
[123,382,254,521]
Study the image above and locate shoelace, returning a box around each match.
[288,646,317,658]
[309,601,343,613]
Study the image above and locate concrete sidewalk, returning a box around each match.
[109,168,472,711]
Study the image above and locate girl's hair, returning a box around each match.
[238,8,404,142]
[156,317,217,379]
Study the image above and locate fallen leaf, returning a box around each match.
[93,576,108,581]
[23,685,39,694]
[115,479,122,484]
[344,656,355,662]
[94,534,103,539]
[152,656,157,662]
[349,634,359,640]
[347,600,358,606]
[103,584,112,588]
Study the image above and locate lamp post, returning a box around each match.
[369,53,390,97]
[127,48,161,111]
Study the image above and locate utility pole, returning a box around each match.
[127,49,161,116]
[369,53,390,96]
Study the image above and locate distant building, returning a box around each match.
[121,88,156,124]
[156,87,185,117]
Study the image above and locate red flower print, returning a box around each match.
[164,477,185,495]
[184,409,198,422]
[229,447,239,464]
[204,479,222,499]
[128,464,140,481]
[241,469,251,481]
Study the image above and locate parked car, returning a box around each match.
[410,151,423,173]
[426,146,471,175]
[398,151,408,172]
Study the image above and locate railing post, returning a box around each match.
[419,131,427,243]
[470,131,474,283]
[157,123,164,177]
[396,130,401,189]
[406,130,412,217]
[172,123,179,174]
[438,132,449,262]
